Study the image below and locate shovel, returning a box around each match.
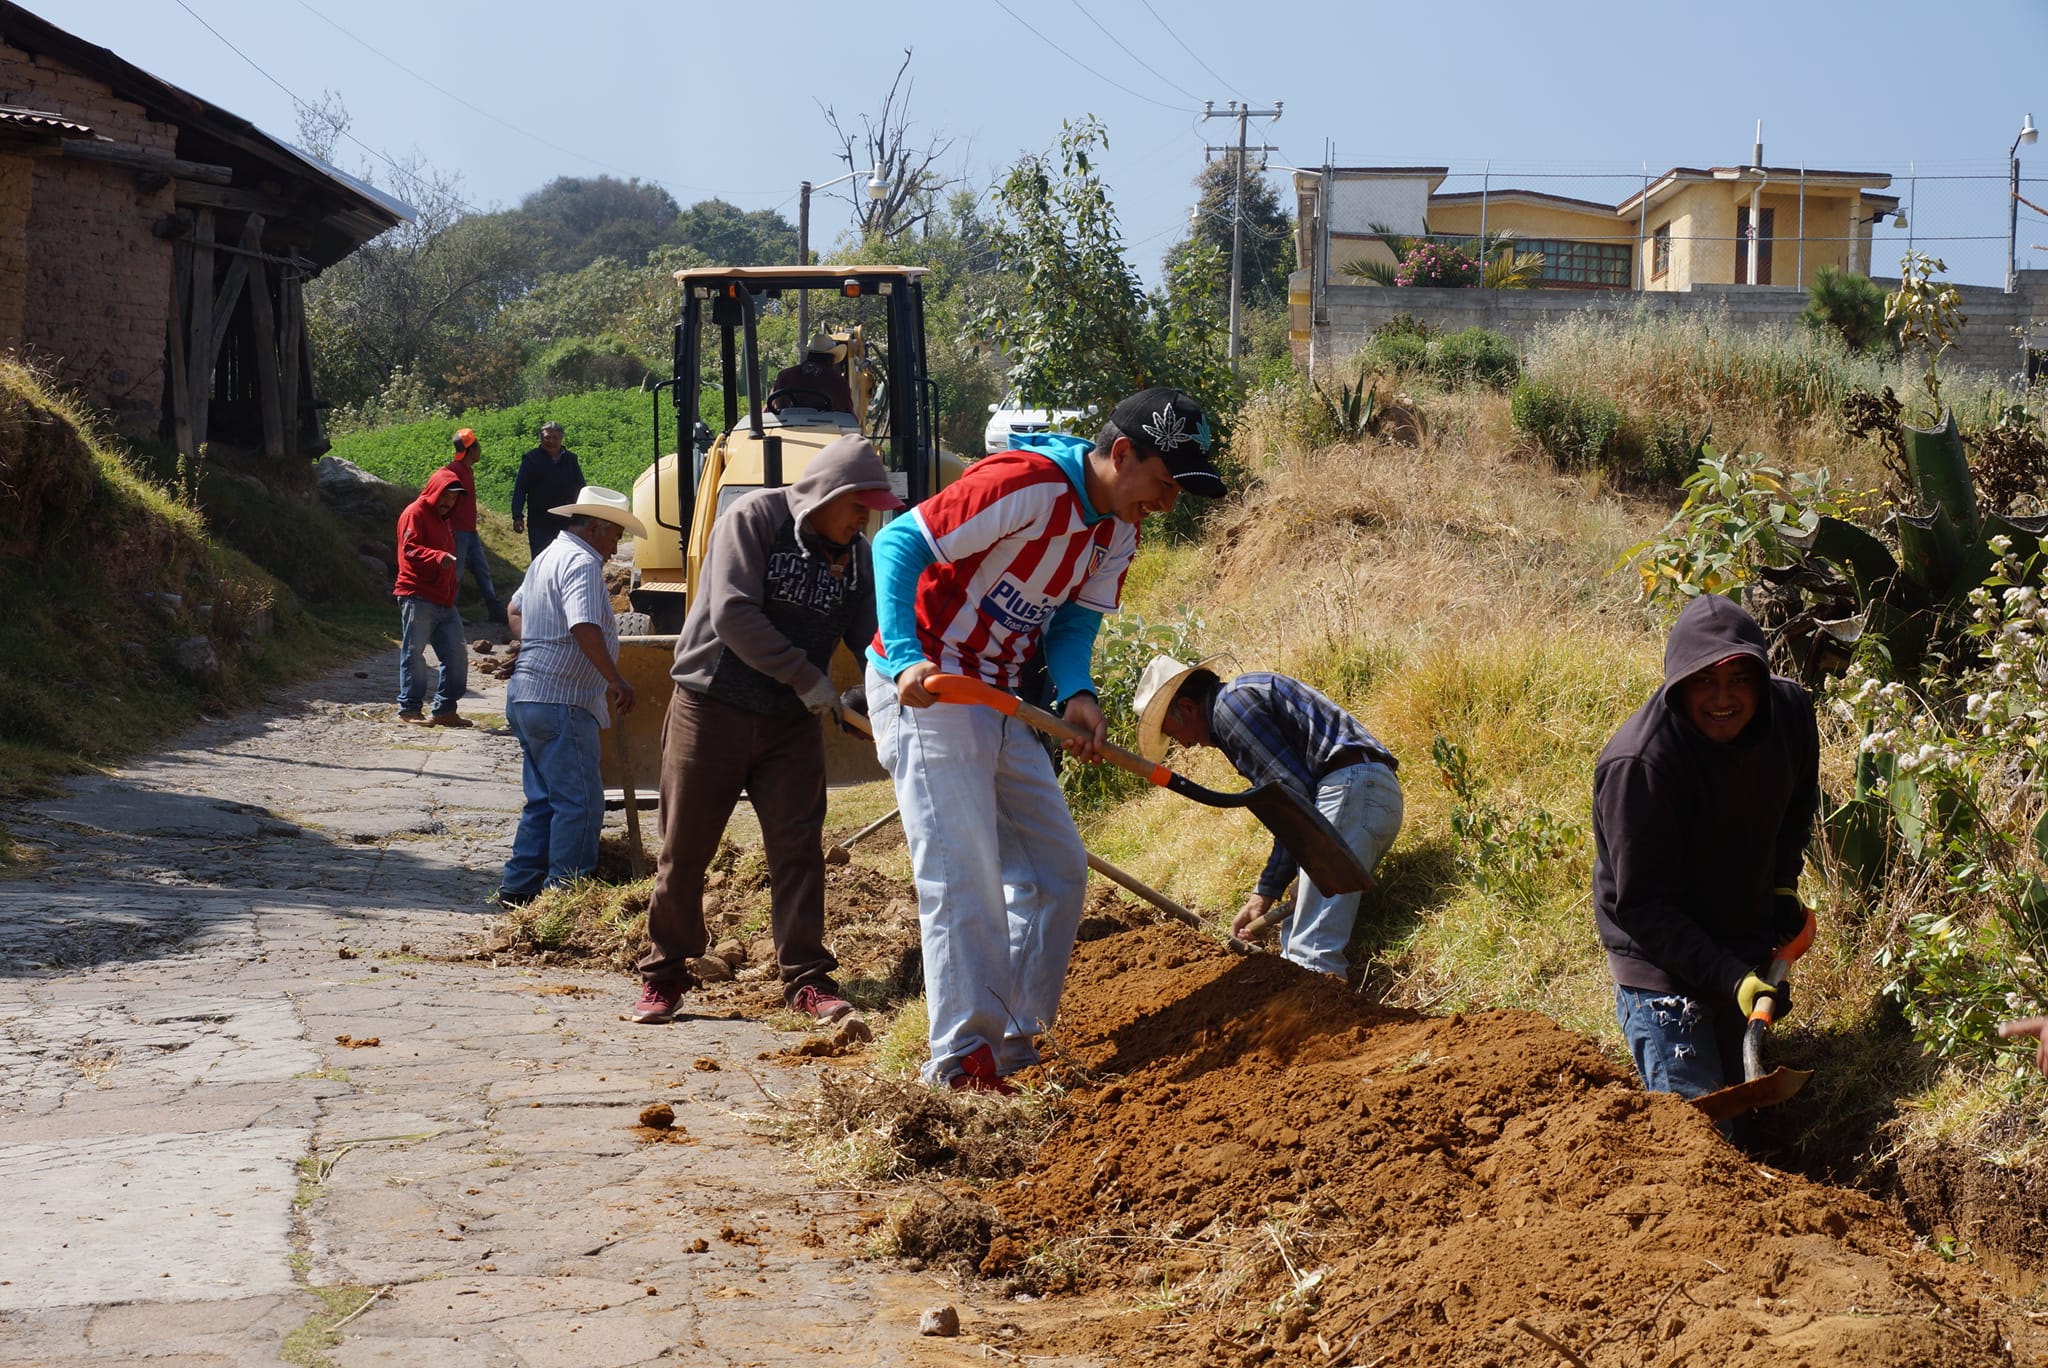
[1690,906,1817,1123]
[922,673,1375,897]
[831,700,1208,931]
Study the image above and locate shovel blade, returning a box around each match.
[1241,784,1376,895]
[1688,1066,1814,1123]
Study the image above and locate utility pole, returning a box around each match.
[1201,99,1281,375]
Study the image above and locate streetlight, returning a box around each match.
[2009,113,2037,294]
[797,166,886,337]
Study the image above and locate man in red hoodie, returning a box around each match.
[444,428,505,625]
[394,466,471,727]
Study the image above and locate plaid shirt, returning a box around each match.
[1208,672,1396,898]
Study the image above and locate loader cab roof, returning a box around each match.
[672,264,931,289]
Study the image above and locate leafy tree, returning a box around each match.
[508,175,683,274]
[822,49,956,245]
[305,155,534,409]
[975,117,1153,417]
[1162,155,1294,311]
[672,199,798,266]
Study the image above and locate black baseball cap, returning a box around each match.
[1109,387,1225,498]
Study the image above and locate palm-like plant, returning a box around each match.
[1337,222,1545,289]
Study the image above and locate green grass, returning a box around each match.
[325,387,664,510]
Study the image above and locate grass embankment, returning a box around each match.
[0,358,389,813]
[325,387,657,512]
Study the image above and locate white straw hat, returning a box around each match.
[1132,653,1235,762]
[547,485,647,539]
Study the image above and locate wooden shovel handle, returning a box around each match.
[924,673,1170,787]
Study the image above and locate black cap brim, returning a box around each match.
[1171,468,1227,499]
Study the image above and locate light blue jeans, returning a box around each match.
[454,530,502,618]
[866,663,1088,1084]
[1277,762,1404,978]
[502,700,603,897]
[1615,985,1741,1100]
[396,595,466,716]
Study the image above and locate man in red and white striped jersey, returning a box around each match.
[863,387,1226,1092]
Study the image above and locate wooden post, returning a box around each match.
[280,271,303,459]
[207,252,249,369]
[165,261,193,463]
[186,209,214,453]
[242,215,285,459]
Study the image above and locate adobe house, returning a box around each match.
[0,1,407,458]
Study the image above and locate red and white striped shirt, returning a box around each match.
[885,450,1136,688]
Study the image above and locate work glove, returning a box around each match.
[1736,971,1794,1022]
[1771,889,1810,944]
[798,675,841,718]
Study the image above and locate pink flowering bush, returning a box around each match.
[1395,241,1481,287]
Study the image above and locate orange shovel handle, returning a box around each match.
[1748,905,1817,1026]
[923,672,1174,787]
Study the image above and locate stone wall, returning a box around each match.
[1308,274,2048,380]
[0,39,175,431]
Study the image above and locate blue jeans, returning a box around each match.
[502,700,603,896]
[396,595,467,716]
[866,663,1087,1084]
[454,530,502,618]
[1615,985,1743,1099]
[1278,762,1404,978]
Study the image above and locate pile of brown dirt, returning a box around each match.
[990,920,2047,1366]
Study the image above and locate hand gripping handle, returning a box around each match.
[1749,904,1817,1027]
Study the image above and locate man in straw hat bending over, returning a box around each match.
[1133,657,1403,979]
[497,485,645,906]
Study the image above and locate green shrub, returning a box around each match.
[1509,377,1621,470]
[1363,330,1428,373]
[1426,327,1520,388]
[525,334,654,399]
[1801,267,1896,355]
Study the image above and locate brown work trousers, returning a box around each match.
[638,688,837,1002]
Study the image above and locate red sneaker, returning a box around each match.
[632,980,683,1024]
[946,1043,1017,1096]
[792,984,854,1023]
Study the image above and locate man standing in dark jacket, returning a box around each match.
[631,434,903,1028]
[510,421,587,558]
[1593,594,1819,1099]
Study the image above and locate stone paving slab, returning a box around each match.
[0,655,1098,1366]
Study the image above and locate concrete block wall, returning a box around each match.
[1312,274,2048,382]
[0,40,175,431]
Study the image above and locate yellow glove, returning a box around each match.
[1736,971,1792,1021]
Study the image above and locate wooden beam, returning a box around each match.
[206,252,249,371]
[242,215,285,459]
[187,209,213,452]
[174,181,309,219]
[61,137,232,184]
[164,258,193,464]
[280,272,303,460]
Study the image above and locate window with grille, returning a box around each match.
[1520,237,1633,288]
[1652,223,1671,280]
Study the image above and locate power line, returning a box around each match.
[290,0,777,200]
[1065,0,1205,105]
[1135,0,1245,105]
[984,0,1198,113]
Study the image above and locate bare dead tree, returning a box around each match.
[820,49,956,243]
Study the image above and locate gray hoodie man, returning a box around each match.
[633,435,903,1028]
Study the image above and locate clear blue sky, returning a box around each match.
[45,0,2048,287]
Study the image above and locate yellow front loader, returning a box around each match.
[605,264,964,793]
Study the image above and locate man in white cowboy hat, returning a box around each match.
[497,485,646,905]
[1133,654,1403,980]
[768,333,855,415]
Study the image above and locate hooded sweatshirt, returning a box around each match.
[393,466,464,605]
[1592,594,1820,999]
[669,434,889,717]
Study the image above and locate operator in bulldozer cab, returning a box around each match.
[767,333,856,417]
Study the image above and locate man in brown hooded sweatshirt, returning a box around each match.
[630,434,903,1027]
[1593,594,1819,1099]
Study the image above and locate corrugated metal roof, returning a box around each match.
[0,103,93,136]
